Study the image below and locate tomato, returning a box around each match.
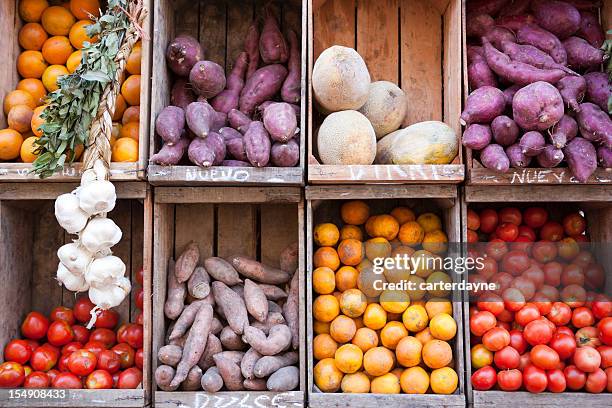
[135,348,143,369]
[546,368,566,393]
[584,263,605,290]
[21,312,49,340]
[563,212,586,236]
[123,324,143,349]
[523,364,548,393]
[606,367,612,392]
[50,306,75,325]
[598,317,612,345]
[23,371,50,388]
[497,207,520,226]
[531,345,560,370]
[524,319,553,346]
[112,343,135,369]
[511,277,536,301]
[482,327,510,352]
[501,251,530,276]
[512,236,533,252]
[467,209,481,230]
[71,325,90,344]
[73,296,95,324]
[112,372,120,388]
[560,284,586,308]
[540,285,559,302]
[469,275,488,297]
[496,368,521,391]
[496,223,519,242]
[591,296,611,320]
[555,326,574,337]
[502,287,526,312]
[531,293,552,315]
[524,207,548,229]
[57,353,70,372]
[549,333,576,360]
[30,346,59,372]
[116,324,129,344]
[0,362,25,388]
[61,342,82,356]
[94,309,119,330]
[574,346,601,373]
[135,312,144,325]
[547,302,572,326]
[136,267,144,285]
[470,311,497,337]
[46,369,59,384]
[585,368,606,393]
[509,330,528,354]
[573,250,594,267]
[135,288,144,310]
[89,328,116,349]
[540,221,564,242]
[480,209,498,234]
[4,339,33,365]
[514,304,539,327]
[471,366,496,390]
[477,293,504,316]
[523,265,545,290]
[561,264,585,287]
[497,308,514,323]
[46,320,74,347]
[490,272,514,295]
[467,230,479,243]
[97,350,121,374]
[558,238,580,260]
[486,240,508,261]
[598,346,612,369]
[496,321,511,331]
[67,349,97,377]
[85,370,113,389]
[531,242,558,263]
[517,225,536,241]
[575,326,601,347]
[494,345,520,369]
[83,341,107,358]
[52,372,82,389]
[573,235,589,243]
[572,307,595,329]
[543,262,563,287]
[564,365,586,390]
[117,367,142,389]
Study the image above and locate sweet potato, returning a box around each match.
[498,0,532,17]
[251,312,286,335]
[244,378,268,391]
[496,14,536,31]
[244,279,269,323]
[241,347,262,380]
[212,281,249,335]
[166,35,204,77]
[460,86,506,125]
[506,143,532,168]
[281,29,301,104]
[259,284,287,301]
[576,103,612,148]
[503,85,522,109]
[175,241,199,283]
[228,109,252,134]
[205,132,226,166]
[219,126,242,141]
[565,0,601,10]
[180,365,203,391]
[283,271,299,350]
[169,300,206,341]
[483,39,566,86]
[189,61,226,99]
[483,27,516,50]
[201,366,223,392]
[187,266,210,300]
[244,121,272,167]
[151,137,189,166]
[520,131,546,156]
[158,344,182,367]
[186,102,217,138]
[244,24,260,79]
[188,137,215,167]
[258,101,301,121]
[584,72,610,112]
[462,124,492,150]
[577,11,605,47]
[467,0,508,16]
[254,352,298,379]
[480,144,510,172]
[263,103,298,143]
[517,23,567,64]
[556,75,586,112]
[500,41,577,75]
[243,324,292,356]
[266,366,299,391]
[203,257,242,285]
[220,325,247,351]
[259,7,288,64]
[215,351,246,365]
[564,137,598,182]
[213,354,244,391]
[231,256,291,285]
[268,301,282,314]
[271,140,300,167]
[468,46,497,90]
[537,144,565,167]
[550,114,578,148]
[513,81,565,131]
[164,259,186,320]
[211,52,248,114]
[211,318,223,335]
[156,106,185,146]
[563,36,605,69]
[279,242,299,274]
[466,14,495,38]
[197,333,222,371]
[225,137,248,162]
[239,65,288,116]
[156,365,178,391]
[230,284,245,298]
[491,115,519,146]
[171,79,196,110]
[532,0,581,39]
[597,146,612,168]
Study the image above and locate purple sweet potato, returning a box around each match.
[576,103,612,148]
[563,137,598,182]
[151,137,189,166]
[483,39,566,86]
[498,0,532,17]
[503,85,522,109]
[222,160,250,167]
[244,121,271,167]
[565,0,602,10]
[506,143,532,167]
[189,61,226,98]
[468,0,509,16]
[483,27,516,50]
[496,14,536,31]
[166,35,204,77]
[171,79,196,110]
[491,115,520,146]
[188,137,215,167]
[577,11,605,47]
[550,114,578,148]
[219,127,243,141]
[263,102,298,143]
[517,24,567,64]
[512,81,565,131]
[468,46,497,90]
[555,75,586,112]
[466,13,495,38]
[281,29,301,104]
[536,144,565,167]
[156,106,185,145]
[597,146,612,168]
[245,24,260,79]
[584,72,610,111]
[563,36,605,69]
[271,139,300,167]
[480,144,510,173]
[239,65,288,116]
[259,7,288,64]
[226,137,247,162]
[500,41,577,75]
[210,52,248,114]
[520,131,546,156]
[205,132,226,166]
[186,102,217,138]
[228,109,252,134]
[460,86,506,125]
[463,124,492,150]
[531,0,581,39]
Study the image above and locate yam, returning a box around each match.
[186,101,217,138]
[466,14,495,38]
[171,79,196,110]
[251,312,286,335]
[260,284,287,301]
[500,41,577,75]
[215,351,246,365]
[503,85,522,110]
[230,256,291,285]
[483,27,516,50]
[512,82,564,131]
[239,65,288,116]
[201,366,223,392]
[244,24,259,79]
[520,131,546,156]
[242,324,292,356]
[281,29,301,104]
[155,106,185,146]
[228,109,252,134]
[259,7,288,64]
[317,110,376,165]
[244,121,271,167]
[166,35,204,77]
[197,333,222,371]
[263,102,298,143]
[584,72,610,112]
[271,140,300,168]
[155,365,178,391]
[532,0,581,39]
[210,52,247,114]
[189,61,226,99]
[556,75,586,112]
[241,347,263,380]
[169,299,207,341]
[467,0,508,16]
[266,366,299,391]
[597,146,612,168]
[491,116,519,146]
[563,36,605,69]
[563,137,598,182]
[226,137,248,162]
[516,23,567,64]
[244,378,268,391]
[536,144,565,167]
[467,45,498,90]
[461,86,506,125]
[175,241,199,283]
[575,103,612,148]
[164,259,186,320]
[211,318,223,336]
[151,138,189,166]
[358,81,407,139]
[268,301,282,314]
[496,14,535,31]
[550,114,578,148]
[480,144,510,173]
[204,132,226,166]
[187,266,210,300]
[244,279,269,323]
[577,11,605,47]
[158,345,182,367]
[220,325,247,351]
[203,257,242,285]
[212,281,249,335]
[283,271,299,350]
[180,365,203,391]
[213,354,244,391]
[506,143,532,168]
[279,242,299,274]
[254,352,298,378]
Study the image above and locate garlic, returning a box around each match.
[88,276,131,309]
[80,217,122,253]
[80,168,98,186]
[57,243,93,275]
[57,263,89,292]
[85,255,126,287]
[77,180,116,216]
[55,193,89,234]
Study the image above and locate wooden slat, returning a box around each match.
[147,165,303,186]
[313,0,355,60]
[0,0,20,128]
[154,186,302,204]
[473,390,611,408]
[0,389,144,407]
[309,393,465,407]
[308,164,464,184]
[130,201,144,322]
[137,0,153,179]
[226,1,254,72]
[260,204,298,268]
[469,167,612,185]
[306,184,458,200]
[174,204,215,259]
[200,1,227,68]
[443,0,462,147]
[0,163,140,182]
[217,204,257,259]
[155,391,304,408]
[465,185,612,203]
[283,0,303,36]
[140,190,153,405]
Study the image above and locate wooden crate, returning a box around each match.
[463,1,612,186]
[305,185,466,407]
[462,185,612,407]
[0,0,152,181]
[307,0,464,185]
[148,0,306,186]
[152,187,306,407]
[0,182,152,407]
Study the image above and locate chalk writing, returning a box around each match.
[185,167,252,182]
[157,391,303,408]
[310,164,464,182]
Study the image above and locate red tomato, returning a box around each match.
[496,321,511,331]
[531,345,560,370]
[598,317,612,345]
[477,293,505,316]
[585,368,606,393]
[517,225,536,241]
[497,368,522,391]
[543,262,563,287]
[71,325,90,344]
[497,308,514,323]
[47,320,74,347]
[123,324,143,349]
[482,327,510,352]
[30,346,59,372]
[546,368,566,393]
[470,311,497,337]
[21,312,49,340]
[136,267,144,285]
[52,372,82,389]
[509,329,528,354]
[501,251,530,276]
[549,333,576,360]
[471,366,496,391]
[480,209,498,234]
[531,293,553,315]
[50,306,75,325]
[591,295,611,320]
[540,285,559,302]
[94,309,119,330]
[117,367,142,389]
[572,307,595,328]
[23,371,50,388]
[490,272,514,295]
[531,242,558,263]
[112,372,120,388]
[499,207,522,226]
[584,263,605,290]
[606,367,612,392]
[85,370,113,389]
[135,348,143,369]
[524,207,548,229]
[61,342,82,356]
[135,312,144,325]
[574,346,601,373]
[83,341,107,358]
[555,326,574,337]
[46,369,59,383]
[4,339,33,365]
[524,319,553,346]
[561,264,585,287]
[496,223,519,242]
[523,364,548,393]
[467,209,481,230]
[558,238,580,260]
[476,257,498,280]
[560,284,586,309]
[67,349,97,376]
[486,240,508,261]
[116,324,129,344]
[519,352,531,371]
[511,277,536,301]
[112,343,135,369]
[547,302,572,326]
[89,328,116,349]
[494,345,520,369]
[563,212,586,236]
[598,345,612,369]
[523,265,545,290]
[97,350,121,374]
[576,326,601,347]
[135,288,144,310]
[502,287,526,312]
[73,296,95,324]
[467,230,479,243]
[515,303,541,327]
[0,362,25,388]
[573,251,594,267]
[564,365,586,390]
[57,353,70,372]
[540,221,564,242]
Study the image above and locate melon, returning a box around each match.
[317,110,376,165]
[312,46,371,113]
[359,81,407,139]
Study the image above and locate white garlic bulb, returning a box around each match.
[80,168,98,186]
[85,255,126,287]
[88,276,131,309]
[57,263,89,292]
[77,180,117,216]
[57,243,93,275]
[55,193,89,234]
[80,217,122,253]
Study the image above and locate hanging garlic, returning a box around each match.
[57,243,93,275]
[77,180,117,216]
[85,255,126,287]
[88,276,131,309]
[57,263,89,292]
[80,217,122,253]
[80,168,98,186]
[55,193,89,234]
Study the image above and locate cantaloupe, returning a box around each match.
[317,110,376,165]
[376,121,458,165]
[312,46,371,113]
[359,81,407,139]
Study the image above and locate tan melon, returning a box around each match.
[317,110,376,165]
[359,81,407,139]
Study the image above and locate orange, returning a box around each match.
[313,247,340,271]
[340,224,362,241]
[69,0,100,20]
[8,105,34,133]
[364,237,392,261]
[391,207,416,224]
[313,333,338,361]
[429,313,457,341]
[122,105,140,125]
[335,266,358,292]
[425,298,452,318]
[430,367,458,394]
[31,105,46,137]
[66,50,82,73]
[313,294,340,323]
[112,94,128,122]
[411,250,439,279]
[366,214,399,241]
[339,288,367,318]
[353,316,364,329]
[330,315,357,343]
[337,238,363,266]
[379,289,410,314]
[340,372,370,393]
[398,221,425,247]
[422,230,448,255]
[422,339,452,369]
[332,291,343,303]
[119,121,139,141]
[126,41,141,75]
[313,358,343,393]
[415,327,434,345]
[400,366,429,394]
[313,266,335,295]
[362,303,387,330]
[18,50,48,79]
[17,79,46,106]
[380,321,408,350]
[402,305,429,332]
[19,0,50,23]
[42,65,69,92]
[417,212,442,233]
[18,23,48,50]
[0,129,24,160]
[425,271,452,298]
[314,223,340,247]
[111,137,138,162]
[341,200,370,225]
[390,367,404,380]
[121,74,141,106]
[3,90,36,114]
[363,347,394,377]
[370,372,400,394]
[41,6,76,36]
[313,319,330,335]
[19,136,39,163]
[356,258,384,298]
[334,344,363,373]
[405,276,426,301]
[69,19,97,49]
[42,36,73,65]
[351,327,378,353]
[395,336,422,367]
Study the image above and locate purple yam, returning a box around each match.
[463,124,493,150]
[263,102,298,143]
[460,86,506,125]
[583,72,611,112]
[156,106,185,145]
[480,144,510,173]
[281,29,301,104]
[516,23,567,65]
[556,75,586,112]
[563,137,598,182]
[512,81,565,131]
[243,121,271,167]
[531,0,581,39]
[496,14,536,31]
[271,139,300,167]
[466,13,495,38]
[597,146,612,168]
[239,65,288,116]
[575,103,612,148]
[483,27,516,50]
[210,52,248,114]
[467,0,509,16]
[171,79,196,110]
[228,109,252,134]
[491,115,520,146]
[226,137,248,162]
[188,138,215,168]
[503,85,522,109]
[506,143,532,168]
[500,41,577,75]
[151,138,190,166]
[549,114,578,148]
[205,132,226,165]
[186,102,216,138]
[189,61,227,99]
[519,131,546,156]
[259,7,289,64]
[499,0,532,17]
[222,160,251,167]
[563,36,605,70]
[577,11,605,47]
[219,127,242,141]
[166,35,204,77]
[536,144,565,167]
[467,46,498,90]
